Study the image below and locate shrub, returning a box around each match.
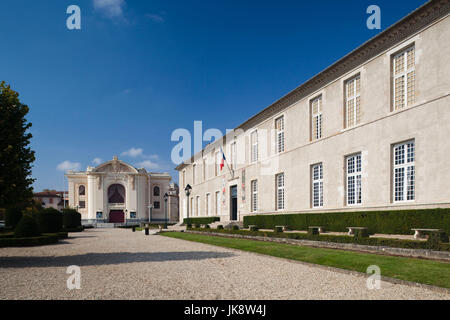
[244,209,450,235]
[194,224,201,229]
[308,228,319,236]
[183,217,220,225]
[14,215,40,238]
[35,208,63,233]
[274,226,284,233]
[249,225,259,232]
[204,224,211,229]
[232,225,239,231]
[217,225,224,230]
[353,228,369,239]
[0,234,60,247]
[187,223,192,229]
[5,207,23,229]
[62,208,81,228]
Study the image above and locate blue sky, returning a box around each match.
[0,0,426,191]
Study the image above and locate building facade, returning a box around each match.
[34,191,68,211]
[66,156,179,224]
[176,1,450,223]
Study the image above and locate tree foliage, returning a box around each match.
[0,81,35,209]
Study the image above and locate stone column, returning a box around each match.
[87,174,96,220]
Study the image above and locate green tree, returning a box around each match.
[0,81,35,209]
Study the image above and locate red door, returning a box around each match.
[109,210,124,223]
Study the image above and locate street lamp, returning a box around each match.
[164,193,169,229]
[184,184,192,220]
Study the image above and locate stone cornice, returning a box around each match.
[175,0,450,172]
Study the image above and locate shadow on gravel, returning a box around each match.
[0,251,235,268]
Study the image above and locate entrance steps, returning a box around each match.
[96,223,116,228]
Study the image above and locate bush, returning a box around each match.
[308,228,319,236]
[204,224,211,229]
[354,228,369,239]
[194,224,201,229]
[14,215,40,238]
[274,226,284,233]
[62,208,81,228]
[187,223,192,229]
[63,226,84,233]
[0,234,60,247]
[217,225,224,230]
[232,225,239,231]
[5,207,23,229]
[35,208,63,233]
[244,209,450,235]
[249,225,259,232]
[183,217,220,225]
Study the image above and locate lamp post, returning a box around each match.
[184,184,192,220]
[164,193,168,229]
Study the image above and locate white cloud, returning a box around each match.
[93,0,126,19]
[92,158,103,165]
[135,160,160,171]
[57,161,82,172]
[145,13,164,23]
[121,147,143,158]
[144,154,159,160]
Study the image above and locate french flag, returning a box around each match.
[220,147,226,171]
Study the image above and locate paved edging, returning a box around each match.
[181,231,450,294]
[184,230,450,261]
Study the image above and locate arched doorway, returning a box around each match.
[108,184,125,223]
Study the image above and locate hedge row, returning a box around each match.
[0,234,61,247]
[187,227,450,252]
[243,209,450,235]
[183,217,220,225]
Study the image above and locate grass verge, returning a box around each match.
[161,232,450,289]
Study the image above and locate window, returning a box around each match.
[346,154,362,205]
[215,191,221,215]
[153,186,160,197]
[96,211,103,219]
[154,201,160,209]
[393,46,415,110]
[215,151,220,176]
[79,185,85,196]
[231,142,237,170]
[196,196,200,217]
[312,163,323,207]
[275,116,285,153]
[276,173,285,210]
[393,141,415,202]
[206,193,211,216]
[251,130,258,163]
[192,164,197,185]
[311,96,322,140]
[345,75,361,128]
[108,184,125,204]
[49,198,54,204]
[78,201,86,209]
[203,157,207,181]
[130,212,137,219]
[251,180,258,212]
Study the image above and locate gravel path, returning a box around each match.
[0,229,448,300]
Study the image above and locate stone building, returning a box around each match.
[66,156,179,225]
[176,1,450,223]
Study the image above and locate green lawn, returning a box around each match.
[161,232,450,289]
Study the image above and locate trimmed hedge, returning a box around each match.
[5,207,23,229]
[243,209,450,235]
[62,208,82,228]
[14,215,40,238]
[35,208,63,233]
[183,217,220,225]
[63,226,84,233]
[0,234,60,247]
[187,227,450,252]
